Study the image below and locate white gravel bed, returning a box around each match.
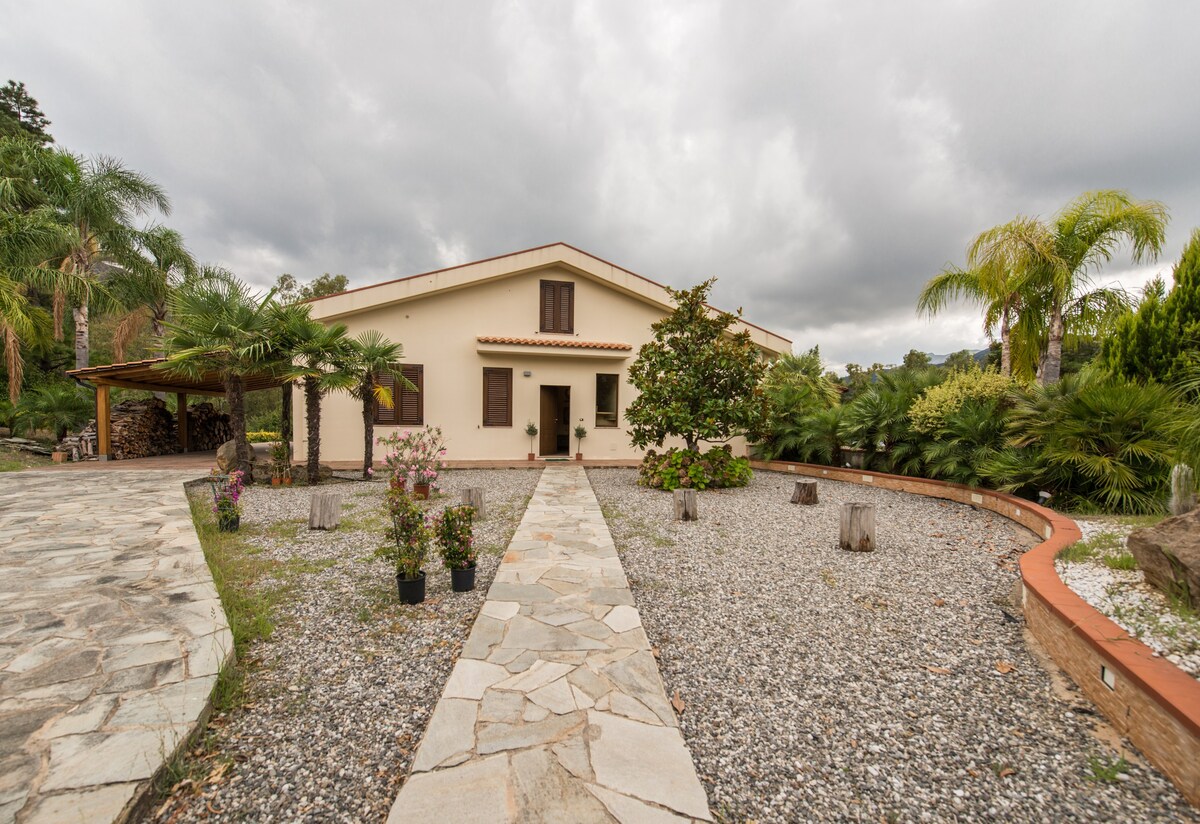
[1059,519,1200,680]
[153,468,540,824]
[588,468,1199,824]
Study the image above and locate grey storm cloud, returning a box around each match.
[6,0,1199,368]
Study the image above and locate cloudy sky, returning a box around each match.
[6,1,1199,369]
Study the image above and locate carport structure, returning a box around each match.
[66,358,286,459]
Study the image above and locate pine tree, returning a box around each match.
[0,81,53,145]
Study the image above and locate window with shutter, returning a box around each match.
[539,280,574,333]
[374,365,423,426]
[482,367,512,427]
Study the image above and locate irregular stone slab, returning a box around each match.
[602,604,642,634]
[527,677,577,715]
[386,754,512,824]
[587,783,694,823]
[20,781,140,824]
[443,659,510,700]
[588,710,710,820]
[494,660,575,693]
[500,616,610,652]
[412,698,479,772]
[510,746,613,822]
[476,710,585,755]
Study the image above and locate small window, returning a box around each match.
[483,367,512,427]
[374,365,423,426]
[540,280,574,333]
[595,373,618,428]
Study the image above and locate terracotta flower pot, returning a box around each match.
[271,477,281,486]
[575,453,583,461]
[528,453,537,461]
[413,483,431,500]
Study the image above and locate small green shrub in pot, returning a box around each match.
[434,505,476,570]
[377,486,430,580]
[637,445,752,491]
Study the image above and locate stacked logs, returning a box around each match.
[187,403,232,451]
[79,398,178,460]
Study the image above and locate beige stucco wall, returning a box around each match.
[294,259,787,463]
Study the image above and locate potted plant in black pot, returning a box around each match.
[209,469,245,532]
[378,486,431,604]
[435,504,476,592]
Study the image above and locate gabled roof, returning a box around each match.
[304,242,792,355]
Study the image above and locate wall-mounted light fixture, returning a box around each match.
[523,370,532,377]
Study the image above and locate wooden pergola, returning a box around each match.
[66,358,287,459]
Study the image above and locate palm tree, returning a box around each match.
[272,304,354,484]
[918,217,1056,377]
[107,225,197,361]
[346,329,411,479]
[925,191,1167,384]
[161,273,279,478]
[40,151,170,368]
[17,382,92,441]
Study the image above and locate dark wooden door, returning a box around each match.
[540,387,559,455]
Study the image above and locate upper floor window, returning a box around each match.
[540,280,574,334]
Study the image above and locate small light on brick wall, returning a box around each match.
[1100,665,1116,691]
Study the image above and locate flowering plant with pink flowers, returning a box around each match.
[378,426,447,490]
[209,469,245,520]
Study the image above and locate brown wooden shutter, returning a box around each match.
[558,282,573,333]
[482,367,512,427]
[540,281,555,332]
[374,373,396,425]
[398,365,423,425]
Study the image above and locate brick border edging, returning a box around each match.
[751,459,1200,806]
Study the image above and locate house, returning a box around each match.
[296,243,792,463]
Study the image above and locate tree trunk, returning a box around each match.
[1040,302,1065,385]
[305,377,321,485]
[791,479,818,505]
[226,373,254,481]
[309,491,342,530]
[72,305,89,369]
[684,436,698,453]
[999,308,1012,377]
[280,383,292,462]
[361,378,374,480]
[673,488,699,521]
[839,503,876,552]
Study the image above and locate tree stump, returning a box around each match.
[461,487,486,520]
[309,491,343,530]
[791,479,818,505]
[673,488,699,521]
[839,503,875,552]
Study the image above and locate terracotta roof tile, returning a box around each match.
[476,336,632,351]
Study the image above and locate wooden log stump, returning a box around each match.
[791,479,818,505]
[309,491,343,530]
[839,502,875,552]
[461,487,486,520]
[673,488,699,521]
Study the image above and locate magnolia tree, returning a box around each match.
[625,278,766,453]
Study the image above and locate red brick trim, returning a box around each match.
[752,459,1200,807]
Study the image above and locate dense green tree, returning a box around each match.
[1104,228,1200,389]
[273,272,350,304]
[902,349,932,370]
[941,349,977,372]
[17,381,90,440]
[625,278,766,452]
[0,81,53,145]
[162,274,280,478]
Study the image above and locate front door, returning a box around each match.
[539,386,570,455]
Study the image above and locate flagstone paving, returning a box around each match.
[387,465,712,823]
[0,471,231,824]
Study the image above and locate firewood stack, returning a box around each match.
[79,398,178,459]
[186,403,233,451]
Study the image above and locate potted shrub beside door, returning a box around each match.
[525,421,538,461]
[377,486,430,604]
[435,504,476,592]
[574,424,587,461]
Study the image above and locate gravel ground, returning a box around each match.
[151,468,540,824]
[1059,519,1200,680]
[587,468,1199,824]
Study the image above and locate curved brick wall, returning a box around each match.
[752,459,1200,807]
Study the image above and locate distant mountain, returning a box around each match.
[927,349,990,365]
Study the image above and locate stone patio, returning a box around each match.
[387,465,711,823]
[0,471,231,824]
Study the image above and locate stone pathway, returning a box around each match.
[0,471,232,824]
[387,465,711,823]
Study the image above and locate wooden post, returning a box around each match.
[790,479,818,505]
[461,487,485,520]
[673,488,699,521]
[176,392,189,452]
[839,503,876,552]
[309,491,343,530]
[96,384,111,460]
